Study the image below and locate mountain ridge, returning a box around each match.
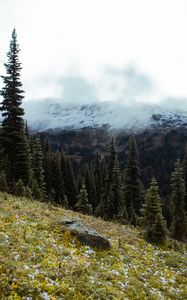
[22,99,187,132]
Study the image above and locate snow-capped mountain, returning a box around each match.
[23,99,187,132]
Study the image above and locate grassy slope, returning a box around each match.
[0,193,187,300]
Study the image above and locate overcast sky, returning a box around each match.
[0,0,187,105]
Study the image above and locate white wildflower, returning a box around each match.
[4,234,10,241]
[122,268,129,276]
[111,269,119,276]
[28,274,35,280]
[34,269,40,275]
[14,254,21,261]
[160,276,168,284]
[85,247,96,257]
[40,292,50,300]
[119,282,127,289]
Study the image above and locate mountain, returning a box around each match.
[22,99,187,198]
[0,192,186,299]
[23,99,187,132]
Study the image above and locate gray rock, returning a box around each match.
[62,218,111,249]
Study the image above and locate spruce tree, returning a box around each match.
[95,195,105,218]
[63,195,69,209]
[14,133,32,186]
[0,170,8,192]
[151,212,167,244]
[0,29,32,187]
[117,179,128,224]
[61,153,78,209]
[105,138,116,189]
[51,153,65,205]
[95,158,106,217]
[123,135,142,224]
[43,138,52,196]
[0,142,4,172]
[77,174,83,192]
[32,179,42,200]
[183,148,187,212]
[141,178,167,244]
[94,152,102,209]
[170,160,187,241]
[117,190,128,224]
[85,166,97,211]
[101,138,117,217]
[25,185,32,199]
[75,183,92,215]
[48,188,56,202]
[106,157,123,219]
[43,136,50,153]
[14,179,25,197]
[32,136,46,198]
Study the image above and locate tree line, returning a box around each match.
[0,30,186,245]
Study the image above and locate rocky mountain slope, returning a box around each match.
[0,193,186,299]
[23,99,187,132]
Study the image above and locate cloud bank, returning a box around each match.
[24,64,156,106]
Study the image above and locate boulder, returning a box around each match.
[62,218,111,249]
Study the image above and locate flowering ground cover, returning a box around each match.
[0,193,186,299]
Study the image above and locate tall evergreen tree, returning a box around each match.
[25,185,32,199]
[151,212,167,244]
[84,165,97,211]
[183,148,187,213]
[106,157,123,219]
[0,170,8,192]
[77,173,83,192]
[123,135,143,224]
[0,29,32,187]
[14,133,32,186]
[94,152,102,210]
[95,158,107,217]
[75,183,92,215]
[14,178,25,197]
[43,137,52,195]
[61,153,78,209]
[51,153,65,205]
[101,138,117,217]
[0,134,4,171]
[141,178,167,244]
[32,136,46,198]
[117,185,128,224]
[32,178,42,200]
[105,138,116,189]
[170,160,187,241]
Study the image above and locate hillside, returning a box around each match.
[0,193,186,299]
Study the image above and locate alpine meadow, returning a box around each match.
[0,1,187,299]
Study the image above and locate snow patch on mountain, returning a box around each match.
[22,99,187,131]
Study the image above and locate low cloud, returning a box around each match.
[159,97,187,112]
[22,64,169,108]
[106,65,152,94]
[59,76,97,104]
[95,65,154,103]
